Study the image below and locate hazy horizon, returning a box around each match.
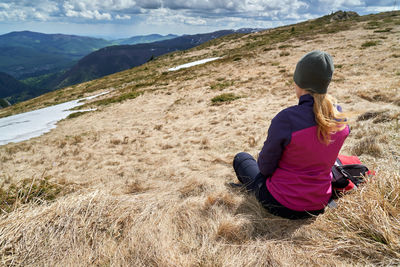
[0,28,262,40]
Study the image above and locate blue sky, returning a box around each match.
[0,0,398,39]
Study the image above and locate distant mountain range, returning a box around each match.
[0,28,261,104]
[55,29,260,89]
[115,34,178,45]
[0,31,180,81]
[0,31,113,79]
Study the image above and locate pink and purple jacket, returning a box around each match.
[257,94,349,211]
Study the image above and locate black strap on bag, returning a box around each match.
[331,162,369,189]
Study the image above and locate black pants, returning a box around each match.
[233,152,324,220]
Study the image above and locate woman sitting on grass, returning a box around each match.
[233,50,349,220]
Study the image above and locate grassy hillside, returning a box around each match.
[0,71,65,104]
[0,11,399,266]
[0,72,35,100]
[0,98,10,108]
[53,29,258,90]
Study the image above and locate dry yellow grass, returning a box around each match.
[1,11,400,266]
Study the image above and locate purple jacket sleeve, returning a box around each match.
[257,110,292,177]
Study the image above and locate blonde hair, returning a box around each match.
[311,93,347,145]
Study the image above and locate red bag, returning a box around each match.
[331,155,374,193]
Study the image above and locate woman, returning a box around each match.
[233,50,349,219]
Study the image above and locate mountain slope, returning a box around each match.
[55,29,260,89]
[0,72,43,104]
[0,31,113,79]
[0,98,10,108]
[0,72,33,98]
[0,11,399,266]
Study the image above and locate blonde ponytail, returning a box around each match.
[312,93,347,145]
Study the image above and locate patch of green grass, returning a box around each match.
[280,52,290,57]
[0,98,11,108]
[361,41,379,48]
[227,54,244,63]
[364,20,380,29]
[263,47,274,52]
[0,177,69,214]
[67,111,91,119]
[333,78,345,83]
[211,93,241,104]
[92,91,143,106]
[335,64,343,69]
[210,80,235,90]
[278,44,292,49]
[324,22,351,34]
[374,28,392,33]
[392,54,400,58]
[132,81,156,89]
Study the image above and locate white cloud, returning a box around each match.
[63,1,114,20]
[241,0,307,12]
[63,0,137,13]
[93,10,112,20]
[162,0,241,11]
[319,0,363,10]
[66,9,112,20]
[181,16,207,25]
[0,8,28,22]
[39,0,59,13]
[365,5,397,12]
[0,0,59,22]
[0,3,11,9]
[34,12,48,21]
[115,14,131,20]
[243,0,309,20]
[1,0,395,23]
[0,0,397,36]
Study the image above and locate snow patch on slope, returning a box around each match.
[0,91,108,145]
[168,57,221,71]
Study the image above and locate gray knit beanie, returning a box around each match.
[293,50,334,94]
